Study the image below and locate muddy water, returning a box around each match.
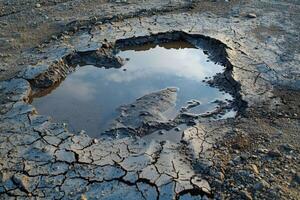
[31,41,234,138]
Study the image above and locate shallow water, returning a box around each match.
[31,41,234,137]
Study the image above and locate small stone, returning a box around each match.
[250,164,259,174]
[216,172,225,181]
[258,148,268,154]
[102,43,110,48]
[93,139,98,144]
[158,130,165,135]
[12,174,29,192]
[81,194,87,200]
[267,149,282,157]
[293,173,300,184]
[174,127,181,132]
[35,3,41,8]
[246,13,257,18]
[254,179,270,191]
[203,50,209,55]
[240,153,249,160]
[191,177,211,194]
[233,156,241,164]
[280,143,294,151]
[240,190,252,200]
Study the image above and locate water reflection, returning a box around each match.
[31,41,233,137]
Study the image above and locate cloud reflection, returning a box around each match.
[106,46,223,83]
[58,69,97,101]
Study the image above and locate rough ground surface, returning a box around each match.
[0,0,299,199]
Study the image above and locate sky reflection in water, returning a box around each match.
[32,41,233,137]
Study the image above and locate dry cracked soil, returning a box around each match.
[0,0,300,200]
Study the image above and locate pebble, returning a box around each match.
[254,179,270,191]
[217,172,225,181]
[35,3,41,8]
[250,164,259,174]
[293,173,300,184]
[93,139,98,144]
[158,130,165,135]
[174,127,181,131]
[240,190,252,200]
[280,143,294,151]
[233,156,242,164]
[102,43,110,48]
[246,13,257,18]
[267,149,282,157]
[258,148,268,154]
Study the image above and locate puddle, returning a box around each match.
[31,41,235,138]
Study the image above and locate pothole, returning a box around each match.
[29,32,244,139]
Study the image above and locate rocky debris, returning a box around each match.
[246,13,257,18]
[240,190,253,200]
[292,173,300,185]
[174,127,181,132]
[267,149,282,158]
[253,179,270,191]
[191,176,211,194]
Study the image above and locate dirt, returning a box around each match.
[0,0,299,199]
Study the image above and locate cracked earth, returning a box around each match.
[0,0,300,199]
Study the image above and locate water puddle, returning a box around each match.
[31,41,235,138]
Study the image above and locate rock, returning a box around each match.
[35,3,41,8]
[12,174,30,192]
[253,179,270,191]
[258,148,268,154]
[240,190,253,200]
[232,156,242,164]
[174,127,181,132]
[292,173,300,185]
[240,153,249,160]
[194,159,213,173]
[267,149,282,157]
[250,164,259,174]
[102,43,111,48]
[93,138,98,144]
[191,177,211,194]
[81,194,87,200]
[280,144,295,151]
[216,172,225,181]
[246,13,257,18]
[158,130,165,135]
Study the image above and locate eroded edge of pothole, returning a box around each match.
[21,31,247,138]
